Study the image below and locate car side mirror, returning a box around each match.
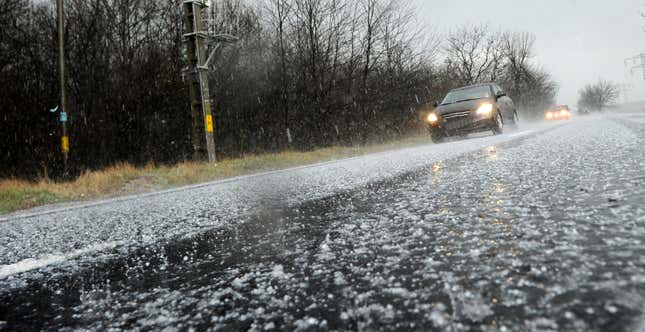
[432,101,439,108]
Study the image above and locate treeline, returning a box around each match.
[1,0,188,179]
[578,79,620,111]
[441,26,558,117]
[1,0,558,179]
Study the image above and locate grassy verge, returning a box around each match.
[0,135,430,215]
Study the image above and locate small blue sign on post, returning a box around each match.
[60,111,68,123]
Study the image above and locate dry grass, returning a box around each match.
[0,163,145,214]
[0,135,430,215]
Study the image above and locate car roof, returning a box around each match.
[451,83,495,92]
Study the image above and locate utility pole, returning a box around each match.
[57,0,69,173]
[183,0,238,163]
[183,0,216,163]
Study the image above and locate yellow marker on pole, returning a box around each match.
[61,135,70,154]
[205,114,214,133]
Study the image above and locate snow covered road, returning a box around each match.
[1,114,645,331]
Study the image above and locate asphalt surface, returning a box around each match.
[1,114,645,331]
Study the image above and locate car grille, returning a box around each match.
[443,111,471,120]
[442,111,472,130]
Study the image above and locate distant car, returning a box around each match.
[545,105,572,121]
[425,83,519,142]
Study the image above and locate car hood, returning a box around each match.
[437,99,490,115]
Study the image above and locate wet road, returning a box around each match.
[1,114,645,331]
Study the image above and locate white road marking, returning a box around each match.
[0,241,125,279]
[509,130,534,138]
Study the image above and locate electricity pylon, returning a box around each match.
[625,54,645,81]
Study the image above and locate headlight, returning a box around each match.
[427,112,439,124]
[476,103,494,116]
[546,112,553,120]
[560,110,568,116]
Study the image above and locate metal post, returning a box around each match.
[626,54,645,81]
[183,1,216,163]
[57,0,69,172]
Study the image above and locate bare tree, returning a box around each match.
[501,31,534,94]
[439,26,557,119]
[578,79,620,111]
[265,0,293,146]
[0,0,26,72]
[444,25,503,85]
[517,66,558,117]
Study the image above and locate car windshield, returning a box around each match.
[441,86,492,105]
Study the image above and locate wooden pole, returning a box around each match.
[183,1,217,163]
[57,0,69,173]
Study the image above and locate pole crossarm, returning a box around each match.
[202,34,239,69]
[183,31,211,39]
[183,0,210,6]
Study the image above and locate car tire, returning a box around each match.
[492,112,504,135]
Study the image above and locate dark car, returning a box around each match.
[578,108,591,115]
[425,83,519,142]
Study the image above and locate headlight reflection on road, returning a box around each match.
[485,146,498,161]
[432,162,443,174]
[484,183,514,238]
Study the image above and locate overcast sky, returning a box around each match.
[414,0,645,106]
